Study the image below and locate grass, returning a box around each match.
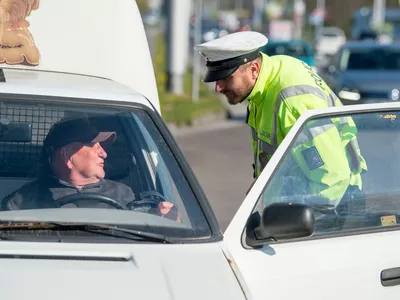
[153,35,225,126]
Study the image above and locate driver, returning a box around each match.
[0,117,178,219]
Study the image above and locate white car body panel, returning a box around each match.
[225,102,400,299]
[0,69,154,107]
[315,27,346,56]
[0,241,246,300]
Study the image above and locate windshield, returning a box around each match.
[0,98,211,241]
[257,110,400,235]
[261,42,313,57]
[340,47,400,71]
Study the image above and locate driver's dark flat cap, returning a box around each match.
[43,117,116,155]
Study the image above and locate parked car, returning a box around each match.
[322,40,400,105]
[260,39,316,70]
[315,26,346,68]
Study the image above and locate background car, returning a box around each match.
[315,26,346,68]
[259,39,316,70]
[322,40,400,105]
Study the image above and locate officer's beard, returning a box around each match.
[223,80,254,105]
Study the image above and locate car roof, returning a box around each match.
[341,41,400,49]
[266,39,310,45]
[354,7,400,18]
[0,68,153,108]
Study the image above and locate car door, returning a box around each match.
[224,102,400,300]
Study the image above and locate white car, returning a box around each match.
[225,102,400,299]
[315,26,346,67]
[0,1,399,300]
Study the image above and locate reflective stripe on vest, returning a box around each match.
[271,85,336,145]
[293,118,335,147]
[251,84,362,175]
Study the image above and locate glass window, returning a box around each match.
[340,47,400,70]
[0,99,211,240]
[255,110,400,236]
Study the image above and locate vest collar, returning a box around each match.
[244,53,279,106]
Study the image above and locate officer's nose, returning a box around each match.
[215,81,224,93]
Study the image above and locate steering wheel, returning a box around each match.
[312,204,339,216]
[127,190,168,211]
[55,193,128,210]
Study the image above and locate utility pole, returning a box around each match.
[253,0,265,32]
[372,0,386,30]
[316,0,325,33]
[317,0,325,26]
[293,0,305,39]
[166,0,192,94]
[192,0,203,102]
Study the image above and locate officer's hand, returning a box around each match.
[157,201,180,222]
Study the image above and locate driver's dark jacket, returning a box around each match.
[1,175,135,211]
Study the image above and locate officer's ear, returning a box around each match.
[249,59,261,80]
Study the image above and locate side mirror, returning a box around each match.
[246,203,315,248]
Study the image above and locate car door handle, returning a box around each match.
[381,267,400,287]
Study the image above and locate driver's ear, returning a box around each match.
[60,147,74,170]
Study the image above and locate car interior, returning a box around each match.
[0,101,155,207]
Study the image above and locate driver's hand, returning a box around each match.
[158,202,180,222]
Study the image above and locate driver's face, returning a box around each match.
[68,142,108,181]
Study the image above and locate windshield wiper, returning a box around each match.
[81,223,174,244]
[0,222,174,244]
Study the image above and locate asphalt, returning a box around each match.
[172,118,254,232]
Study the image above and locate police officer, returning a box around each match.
[194,31,367,227]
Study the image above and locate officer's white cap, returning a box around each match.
[194,31,268,82]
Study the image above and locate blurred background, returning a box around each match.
[137,0,400,231]
[137,0,400,125]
